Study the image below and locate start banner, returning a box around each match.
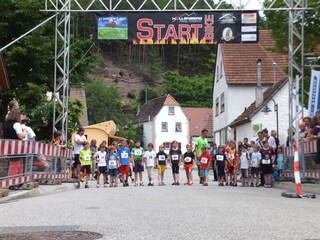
[95,11,259,45]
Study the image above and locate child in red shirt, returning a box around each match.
[225,140,238,186]
[199,146,212,186]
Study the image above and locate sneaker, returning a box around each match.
[151,183,154,186]
[184,182,189,185]
[158,182,162,186]
[176,182,180,185]
[162,182,166,186]
[225,182,229,186]
[85,184,89,188]
[189,182,193,186]
[148,183,152,186]
[140,182,144,186]
[172,182,176,185]
[251,182,254,187]
[233,183,237,187]
[203,183,208,186]
[134,183,138,186]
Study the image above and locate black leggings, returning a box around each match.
[172,164,179,174]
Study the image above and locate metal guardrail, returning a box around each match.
[283,139,320,179]
[0,140,73,188]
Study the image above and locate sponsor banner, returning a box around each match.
[308,70,320,117]
[95,11,258,45]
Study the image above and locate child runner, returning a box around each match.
[260,141,275,188]
[214,145,226,186]
[155,145,168,186]
[143,143,157,186]
[117,140,131,187]
[169,140,183,185]
[131,140,145,186]
[277,145,284,177]
[250,145,262,187]
[79,142,92,188]
[240,144,250,187]
[107,146,119,187]
[199,146,212,186]
[183,144,195,186]
[93,144,108,188]
[225,140,238,186]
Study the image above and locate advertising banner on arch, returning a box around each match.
[308,70,320,117]
[95,11,258,44]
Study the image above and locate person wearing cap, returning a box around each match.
[73,127,87,187]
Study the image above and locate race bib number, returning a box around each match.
[121,152,128,158]
[100,155,105,160]
[216,155,224,161]
[229,154,234,160]
[251,159,256,166]
[159,155,165,161]
[134,150,142,155]
[84,155,90,161]
[148,155,153,159]
[185,157,191,163]
[262,159,270,164]
[172,155,179,161]
[201,158,208,164]
[109,160,117,166]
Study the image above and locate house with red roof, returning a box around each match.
[213,30,289,144]
[132,94,189,152]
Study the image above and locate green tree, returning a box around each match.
[162,70,213,107]
[138,88,161,105]
[85,79,124,124]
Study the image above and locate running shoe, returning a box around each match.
[203,183,208,186]
[176,182,180,185]
[140,182,144,186]
[172,182,176,185]
[85,184,89,188]
[184,182,189,185]
[189,182,193,186]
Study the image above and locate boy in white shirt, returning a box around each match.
[240,144,250,187]
[250,145,262,187]
[93,144,108,188]
[143,143,156,186]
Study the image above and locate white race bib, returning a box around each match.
[185,157,192,163]
[159,155,165,161]
[172,154,179,161]
[84,155,90,161]
[109,160,117,166]
[134,150,142,155]
[100,155,105,160]
[229,154,234,160]
[216,155,224,161]
[201,158,208,164]
[262,159,270,164]
[121,152,128,158]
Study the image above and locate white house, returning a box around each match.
[132,94,189,153]
[213,30,287,145]
[229,79,289,144]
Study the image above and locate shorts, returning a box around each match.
[226,160,237,174]
[184,164,193,173]
[172,164,179,174]
[241,169,248,178]
[217,165,225,177]
[109,168,119,177]
[147,166,154,178]
[98,166,107,174]
[251,167,260,176]
[158,165,166,173]
[120,165,130,175]
[81,165,91,174]
[202,169,209,177]
[74,154,81,167]
[133,162,144,173]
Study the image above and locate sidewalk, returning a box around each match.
[0,183,75,204]
[273,181,320,195]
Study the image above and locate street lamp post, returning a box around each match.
[261,99,279,136]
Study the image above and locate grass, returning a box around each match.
[98,27,128,40]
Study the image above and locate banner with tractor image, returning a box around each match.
[95,11,258,45]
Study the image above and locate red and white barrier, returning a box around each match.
[0,140,72,158]
[284,139,318,157]
[293,145,303,197]
[0,173,70,188]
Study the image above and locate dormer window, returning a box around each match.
[168,106,175,115]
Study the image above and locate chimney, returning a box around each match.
[255,59,263,108]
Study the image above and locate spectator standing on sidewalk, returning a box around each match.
[73,128,87,183]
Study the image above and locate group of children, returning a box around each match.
[76,139,214,188]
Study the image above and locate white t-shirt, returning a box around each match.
[144,150,156,167]
[240,152,249,169]
[13,122,23,135]
[22,124,36,141]
[251,152,262,167]
[268,136,277,150]
[94,151,107,167]
[74,134,87,154]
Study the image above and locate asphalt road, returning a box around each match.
[0,169,319,240]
